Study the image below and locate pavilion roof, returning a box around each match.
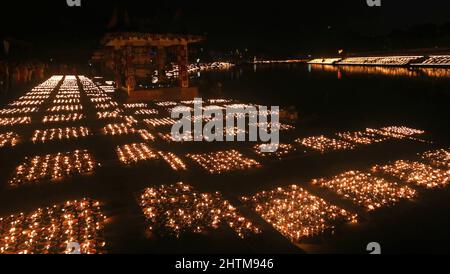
[101,32,204,48]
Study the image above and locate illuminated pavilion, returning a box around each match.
[91,5,204,101]
[93,32,203,101]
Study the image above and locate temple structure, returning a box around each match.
[91,4,203,101]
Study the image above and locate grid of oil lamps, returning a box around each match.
[96,111,122,120]
[254,143,298,159]
[138,129,156,141]
[158,132,194,143]
[116,143,159,165]
[90,98,112,103]
[56,94,80,99]
[5,78,61,115]
[366,128,414,140]
[0,199,106,254]
[0,117,32,126]
[94,103,119,110]
[33,75,62,88]
[9,100,45,107]
[56,91,79,96]
[134,109,159,116]
[336,130,389,145]
[0,107,39,115]
[187,150,261,174]
[31,126,91,143]
[165,106,193,114]
[42,113,85,124]
[296,135,356,153]
[124,115,138,125]
[242,185,357,243]
[28,91,52,96]
[52,99,81,104]
[99,86,115,93]
[371,160,450,189]
[102,123,136,136]
[19,95,49,100]
[139,182,260,238]
[155,101,178,107]
[224,126,248,137]
[1,74,447,252]
[419,149,450,168]
[0,132,20,148]
[243,121,295,133]
[181,99,204,105]
[9,150,97,188]
[157,151,188,171]
[381,126,425,136]
[123,103,148,109]
[144,118,177,127]
[329,127,426,145]
[207,99,233,104]
[312,171,417,211]
[47,105,83,113]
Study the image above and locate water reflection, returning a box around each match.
[310,64,450,79]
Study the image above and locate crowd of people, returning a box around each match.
[0,61,49,96]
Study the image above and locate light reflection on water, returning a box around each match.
[309,64,450,79]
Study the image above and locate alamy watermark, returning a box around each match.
[366,242,381,254]
[366,0,381,7]
[66,242,81,254]
[66,0,81,7]
[171,98,280,152]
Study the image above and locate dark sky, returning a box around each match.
[1,0,450,59]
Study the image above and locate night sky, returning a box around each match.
[1,0,450,60]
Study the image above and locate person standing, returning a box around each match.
[0,61,5,95]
